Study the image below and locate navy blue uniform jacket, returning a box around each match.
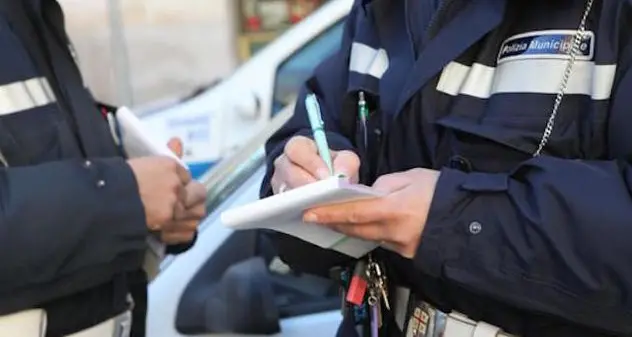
[261,0,632,336]
[0,0,193,335]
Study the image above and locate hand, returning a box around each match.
[158,137,206,245]
[160,180,206,244]
[128,156,191,231]
[270,135,360,194]
[167,137,184,158]
[303,168,441,258]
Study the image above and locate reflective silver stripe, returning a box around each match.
[0,77,56,116]
[0,151,7,167]
[348,42,389,79]
[436,61,617,100]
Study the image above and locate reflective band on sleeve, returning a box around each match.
[348,42,390,79]
[0,77,57,116]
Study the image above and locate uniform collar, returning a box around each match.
[393,0,507,116]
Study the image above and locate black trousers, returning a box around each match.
[128,270,148,337]
[44,270,146,337]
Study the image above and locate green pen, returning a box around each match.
[305,93,334,176]
[358,91,369,149]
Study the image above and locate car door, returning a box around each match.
[147,18,347,337]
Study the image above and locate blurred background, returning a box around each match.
[58,0,326,107]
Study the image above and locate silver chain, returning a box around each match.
[533,0,595,157]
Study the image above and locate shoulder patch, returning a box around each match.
[497,30,594,64]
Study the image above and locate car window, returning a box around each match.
[271,20,345,115]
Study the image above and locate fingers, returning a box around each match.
[162,194,204,245]
[160,228,196,245]
[173,183,206,220]
[273,136,361,193]
[332,150,360,179]
[304,198,391,225]
[272,155,318,193]
[167,137,184,158]
[284,136,330,179]
[176,183,187,205]
[174,202,206,221]
[163,218,199,232]
[184,182,206,208]
[372,172,412,194]
[325,222,387,242]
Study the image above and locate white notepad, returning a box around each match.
[115,106,187,169]
[221,176,384,258]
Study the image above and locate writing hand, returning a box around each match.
[270,135,360,194]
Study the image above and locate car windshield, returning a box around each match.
[271,21,344,116]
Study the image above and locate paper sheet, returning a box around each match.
[115,106,187,168]
[114,106,187,280]
[221,176,383,258]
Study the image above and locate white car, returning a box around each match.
[146,2,353,336]
[138,0,352,180]
[146,119,345,337]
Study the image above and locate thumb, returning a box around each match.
[332,150,360,180]
[167,137,184,159]
[372,172,411,194]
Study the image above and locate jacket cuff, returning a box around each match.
[166,231,198,255]
[413,168,470,277]
[414,168,513,277]
[91,158,148,244]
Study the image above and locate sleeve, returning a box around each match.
[0,157,148,293]
[95,102,198,255]
[259,1,363,277]
[414,64,632,333]
[165,232,198,255]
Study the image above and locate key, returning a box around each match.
[373,262,391,311]
[366,259,390,311]
[346,260,368,306]
[367,284,379,307]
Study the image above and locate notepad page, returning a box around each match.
[331,238,379,258]
[266,220,378,258]
[221,176,382,229]
[266,220,347,249]
[220,176,383,258]
[116,107,187,168]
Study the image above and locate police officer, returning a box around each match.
[0,0,206,336]
[262,0,632,336]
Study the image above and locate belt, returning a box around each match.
[405,308,514,337]
[396,288,515,337]
[0,309,132,337]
